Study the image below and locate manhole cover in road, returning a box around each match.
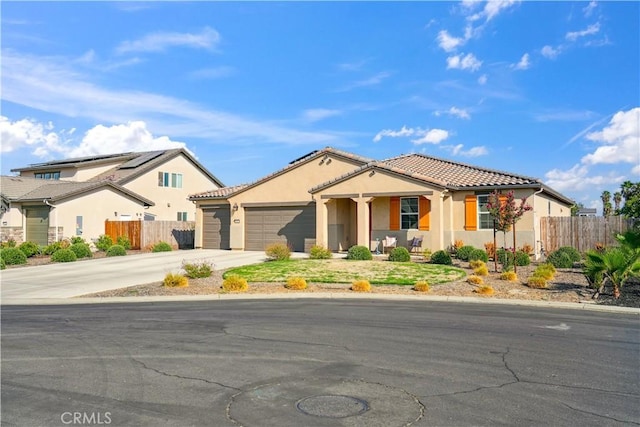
[227,377,423,426]
[296,394,369,418]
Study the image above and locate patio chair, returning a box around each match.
[408,235,423,253]
[383,236,397,253]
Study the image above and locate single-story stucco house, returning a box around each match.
[190,147,573,258]
[1,149,223,245]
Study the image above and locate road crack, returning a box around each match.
[562,402,640,425]
[222,327,351,351]
[132,357,241,391]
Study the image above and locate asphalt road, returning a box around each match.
[2,300,638,426]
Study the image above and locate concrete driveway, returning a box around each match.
[0,249,294,301]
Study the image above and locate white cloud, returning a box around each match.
[437,30,466,52]
[337,71,391,92]
[446,53,482,72]
[512,53,530,70]
[435,106,471,119]
[1,50,346,146]
[0,116,63,154]
[582,107,640,166]
[373,126,450,145]
[566,23,600,41]
[483,0,519,21]
[583,1,598,17]
[302,108,342,122]
[412,129,450,145]
[541,45,560,59]
[116,27,220,54]
[478,74,488,85]
[544,164,624,192]
[68,121,187,157]
[449,144,488,157]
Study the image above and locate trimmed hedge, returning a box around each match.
[106,245,127,257]
[468,248,489,263]
[388,247,411,262]
[346,245,373,261]
[51,248,77,263]
[430,250,452,265]
[18,241,40,258]
[546,250,573,268]
[70,243,93,259]
[152,241,172,253]
[0,248,27,265]
[456,245,476,261]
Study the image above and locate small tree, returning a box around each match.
[486,190,532,272]
[601,190,612,217]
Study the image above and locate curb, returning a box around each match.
[2,293,638,314]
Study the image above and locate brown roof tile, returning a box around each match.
[189,184,249,199]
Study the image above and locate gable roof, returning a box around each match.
[309,152,574,205]
[11,149,225,188]
[0,175,154,206]
[189,146,372,201]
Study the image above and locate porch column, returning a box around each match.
[315,197,329,248]
[355,197,371,247]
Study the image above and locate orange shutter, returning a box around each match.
[464,195,477,231]
[419,197,430,231]
[389,197,400,230]
[499,194,507,207]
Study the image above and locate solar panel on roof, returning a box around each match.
[118,151,165,169]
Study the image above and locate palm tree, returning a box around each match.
[601,191,612,217]
[585,231,640,299]
[613,192,622,214]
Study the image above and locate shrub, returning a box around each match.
[18,241,40,258]
[413,281,430,292]
[474,285,494,295]
[70,236,85,245]
[95,234,113,251]
[467,275,484,285]
[557,246,581,263]
[163,272,189,288]
[469,259,485,269]
[456,245,476,261]
[484,242,496,260]
[430,250,452,265]
[346,245,373,261]
[0,258,5,270]
[533,264,555,280]
[422,249,432,261]
[496,248,515,270]
[520,243,534,255]
[309,245,332,259]
[351,279,371,292]
[500,271,518,281]
[70,242,93,259]
[388,247,411,262]
[51,248,77,263]
[182,260,213,278]
[117,235,132,250]
[474,265,489,276]
[222,275,248,292]
[152,241,173,253]
[546,250,573,268]
[265,242,291,261]
[42,242,63,255]
[285,276,308,290]
[469,248,489,263]
[106,245,127,257]
[453,239,464,251]
[1,239,17,248]
[0,247,27,265]
[527,276,548,289]
[514,250,531,266]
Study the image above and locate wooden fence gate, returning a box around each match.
[540,216,635,253]
[105,220,195,250]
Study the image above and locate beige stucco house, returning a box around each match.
[2,149,223,245]
[190,147,573,258]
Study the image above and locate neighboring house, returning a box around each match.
[190,147,573,258]
[576,208,597,217]
[2,149,223,245]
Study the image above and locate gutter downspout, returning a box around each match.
[532,188,544,260]
[43,199,59,242]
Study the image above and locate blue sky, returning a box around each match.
[1,1,638,211]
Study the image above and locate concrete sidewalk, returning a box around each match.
[0,249,292,301]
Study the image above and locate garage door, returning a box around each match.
[245,205,315,252]
[25,206,50,246]
[202,206,230,249]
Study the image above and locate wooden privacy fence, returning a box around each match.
[105,220,195,250]
[540,216,635,253]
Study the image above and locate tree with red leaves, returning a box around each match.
[486,190,532,272]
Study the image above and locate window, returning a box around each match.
[34,171,60,180]
[158,172,183,188]
[400,197,419,229]
[177,212,188,221]
[478,194,493,229]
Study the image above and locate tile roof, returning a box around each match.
[382,153,540,188]
[189,146,372,200]
[0,175,154,206]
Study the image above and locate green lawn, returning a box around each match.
[223,259,466,286]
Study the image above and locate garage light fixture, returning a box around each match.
[233,203,239,211]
